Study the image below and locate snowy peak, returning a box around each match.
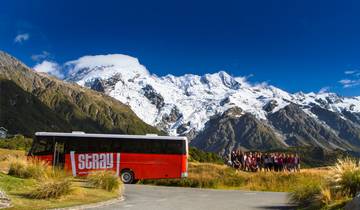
[66,54,149,85]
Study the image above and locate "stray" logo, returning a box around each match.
[78,153,113,169]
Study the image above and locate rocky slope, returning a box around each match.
[0,51,160,136]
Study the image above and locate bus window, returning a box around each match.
[164,141,184,154]
[30,138,53,155]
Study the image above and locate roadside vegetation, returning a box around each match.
[141,162,328,192]
[0,149,123,210]
[87,170,124,192]
[290,158,360,210]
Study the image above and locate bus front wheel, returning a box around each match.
[121,170,134,184]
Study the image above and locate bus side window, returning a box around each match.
[32,138,54,155]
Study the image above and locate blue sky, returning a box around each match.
[1,0,360,96]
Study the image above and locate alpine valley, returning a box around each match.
[1,51,360,156]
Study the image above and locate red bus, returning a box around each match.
[28,132,188,184]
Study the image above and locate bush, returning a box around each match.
[8,157,29,178]
[28,179,72,199]
[0,135,32,151]
[289,182,322,207]
[289,158,360,209]
[329,158,360,197]
[87,171,123,192]
[8,157,52,179]
[189,147,223,163]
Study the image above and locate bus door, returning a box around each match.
[53,141,65,168]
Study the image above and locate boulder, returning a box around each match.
[345,193,360,210]
[0,190,11,209]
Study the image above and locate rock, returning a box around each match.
[345,193,360,210]
[142,84,165,109]
[162,106,182,124]
[89,78,105,92]
[263,100,278,112]
[0,190,11,209]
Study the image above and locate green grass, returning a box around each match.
[0,173,119,210]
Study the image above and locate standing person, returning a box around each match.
[273,153,279,172]
[243,152,248,171]
[264,153,270,172]
[252,154,258,172]
[230,151,236,168]
[295,154,301,172]
[240,151,245,171]
[289,154,295,172]
[278,154,284,172]
[256,153,262,172]
[269,153,274,171]
[236,150,243,170]
[260,153,265,172]
[284,154,289,172]
[246,153,252,172]
[233,150,241,169]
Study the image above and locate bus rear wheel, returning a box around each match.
[121,170,134,184]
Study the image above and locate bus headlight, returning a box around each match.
[181,172,188,178]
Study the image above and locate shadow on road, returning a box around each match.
[256,205,297,210]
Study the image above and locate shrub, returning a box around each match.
[28,179,72,199]
[289,158,360,209]
[87,171,123,192]
[189,147,223,164]
[0,135,32,151]
[8,157,29,178]
[289,182,322,207]
[8,157,52,179]
[329,158,360,197]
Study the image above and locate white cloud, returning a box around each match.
[344,70,358,75]
[14,33,30,43]
[339,79,360,88]
[31,51,50,61]
[33,60,64,79]
[318,86,330,94]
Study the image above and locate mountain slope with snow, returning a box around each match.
[64,54,360,154]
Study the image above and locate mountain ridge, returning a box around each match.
[0,51,161,136]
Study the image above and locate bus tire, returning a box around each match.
[120,170,134,184]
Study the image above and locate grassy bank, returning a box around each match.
[0,149,122,210]
[141,162,328,192]
[0,174,119,210]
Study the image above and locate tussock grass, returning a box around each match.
[329,158,360,197]
[28,178,73,199]
[289,158,360,209]
[7,157,53,179]
[87,171,124,192]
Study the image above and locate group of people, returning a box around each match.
[227,150,301,172]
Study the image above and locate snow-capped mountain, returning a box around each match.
[64,54,360,154]
[65,54,359,132]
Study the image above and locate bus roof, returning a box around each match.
[35,132,187,141]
